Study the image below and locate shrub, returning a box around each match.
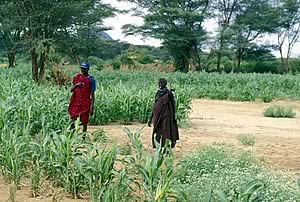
[112,59,121,70]
[46,64,71,86]
[237,134,256,146]
[88,56,105,71]
[263,105,296,118]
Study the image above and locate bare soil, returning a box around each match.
[1,99,299,202]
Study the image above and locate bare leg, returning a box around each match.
[82,123,88,140]
[82,123,88,132]
[70,118,77,130]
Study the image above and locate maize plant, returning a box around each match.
[77,145,118,201]
[100,167,136,202]
[0,127,30,185]
[46,126,87,198]
[0,126,31,202]
[123,127,187,202]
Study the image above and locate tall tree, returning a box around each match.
[0,1,24,68]
[229,0,277,72]
[274,0,300,73]
[122,0,210,72]
[213,0,239,72]
[0,0,115,82]
[56,4,117,64]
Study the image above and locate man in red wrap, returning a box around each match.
[148,78,179,148]
[68,62,96,133]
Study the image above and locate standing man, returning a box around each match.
[68,62,96,133]
[148,78,179,148]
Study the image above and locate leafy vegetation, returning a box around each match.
[237,134,256,146]
[263,105,297,118]
[0,65,300,201]
[175,145,300,201]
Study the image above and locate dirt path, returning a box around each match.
[1,99,299,202]
[90,99,300,172]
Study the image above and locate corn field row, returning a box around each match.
[91,70,300,102]
[0,66,299,201]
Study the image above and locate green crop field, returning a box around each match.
[0,65,299,201]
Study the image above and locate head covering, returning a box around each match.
[80,62,90,69]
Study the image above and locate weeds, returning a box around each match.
[263,105,296,118]
[237,134,256,146]
[175,145,300,201]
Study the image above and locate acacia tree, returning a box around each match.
[0,1,24,68]
[56,4,117,65]
[1,0,115,82]
[122,0,210,72]
[213,0,240,72]
[274,0,300,73]
[229,0,277,72]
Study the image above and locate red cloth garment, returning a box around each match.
[68,74,91,122]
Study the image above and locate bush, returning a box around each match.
[240,61,280,73]
[237,134,256,146]
[88,56,105,71]
[289,58,300,74]
[263,105,296,118]
[112,59,121,70]
[46,64,71,86]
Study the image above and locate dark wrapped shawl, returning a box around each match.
[151,88,179,148]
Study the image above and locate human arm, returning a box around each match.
[71,82,83,92]
[89,77,96,115]
[90,91,95,115]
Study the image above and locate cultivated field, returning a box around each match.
[0,66,299,201]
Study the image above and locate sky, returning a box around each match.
[102,0,300,58]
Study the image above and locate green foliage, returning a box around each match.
[205,180,265,202]
[263,105,296,118]
[237,134,256,146]
[89,129,107,143]
[123,0,210,72]
[0,65,300,201]
[0,0,116,81]
[2,65,300,132]
[123,128,187,202]
[175,145,300,201]
[112,59,121,70]
[119,51,135,68]
[88,56,105,71]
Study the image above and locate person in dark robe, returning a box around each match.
[148,78,179,148]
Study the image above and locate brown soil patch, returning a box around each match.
[90,99,300,172]
[0,99,299,201]
[0,64,7,68]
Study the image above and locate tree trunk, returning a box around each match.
[285,57,289,73]
[194,47,202,71]
[38,51,46,82]
[279,46,286,73]
[236,48,245,73]
[31,48,39,82]
[195,54,202,71]
[237,56,242,72]
[7,49,16,68]
[216,35,225,72]
[175,56,189,73]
